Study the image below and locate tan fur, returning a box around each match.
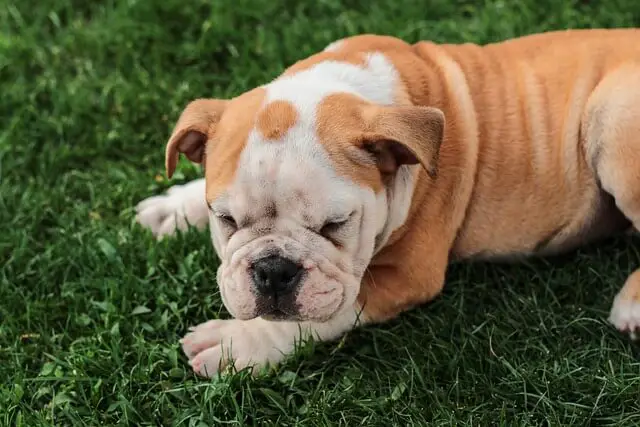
[256,100,299,141]
[165,98,227,178]
[315,93,444,192]
[315,94,381,191]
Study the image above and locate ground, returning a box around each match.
[1,0,640,425]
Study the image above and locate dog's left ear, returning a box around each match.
[165,98,228,179]
[360,105,445,178]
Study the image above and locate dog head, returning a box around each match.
[164,50,444,322]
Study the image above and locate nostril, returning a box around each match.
[252,267,269,286]
[279,264,300,283]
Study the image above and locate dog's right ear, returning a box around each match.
[165,99,228,179]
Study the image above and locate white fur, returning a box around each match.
[608,293,640,340]
[135,178,208,238]
[181,306,361,377]
[271,52,399,107]
[372,166,417,253]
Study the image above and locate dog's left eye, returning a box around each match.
[216,213,238,229]
[319,217,350,239]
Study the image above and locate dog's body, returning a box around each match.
[136,28,640,376]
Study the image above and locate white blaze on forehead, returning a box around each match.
[269,53,399,107]
[230,128,357,223]
[226,53,400,221]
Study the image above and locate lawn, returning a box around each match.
[2,0,640,425]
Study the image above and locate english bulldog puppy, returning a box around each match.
[135,29,640,377]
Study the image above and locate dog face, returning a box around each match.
[164,55,445,322]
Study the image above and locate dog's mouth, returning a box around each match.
[254,293,300,320]
[260,309,292,321]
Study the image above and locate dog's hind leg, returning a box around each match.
[609,271,640,339]
[135,178,209,239]
[583,64,640,338]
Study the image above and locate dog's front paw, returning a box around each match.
[135,178,208,238]
[609,293,640,340]
[180,318,293,377]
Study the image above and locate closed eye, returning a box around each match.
[319,211,355,240]
[213,211,238,230]
[320,219,348,237]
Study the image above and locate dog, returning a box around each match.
[135,28,640,377]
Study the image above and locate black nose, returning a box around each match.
[251,255,303,296]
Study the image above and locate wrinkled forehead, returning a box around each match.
[221,131,360,222]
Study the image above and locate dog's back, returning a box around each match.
[407,29,639,259]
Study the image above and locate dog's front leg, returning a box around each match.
[135,178,209,238]
[357,263,448,325]
[356,231,450,324]
[181,308,361,377]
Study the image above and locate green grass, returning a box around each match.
[2,0,640,425]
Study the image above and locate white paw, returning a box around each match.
[608,294,640,340]
[180,318,293,377]
[135,179,208,239]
